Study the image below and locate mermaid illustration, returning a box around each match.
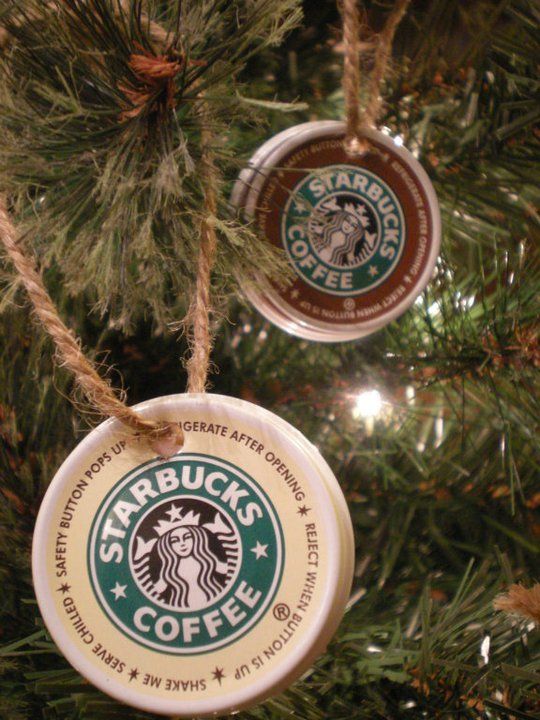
[155,525,227,609]
[310,200,377,268]
[132,506,240,611]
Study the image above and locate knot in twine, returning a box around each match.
[120,46,205,121]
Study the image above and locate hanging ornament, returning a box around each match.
[232,121,440,341]
[32,393,354,716]
[231,1,440,342]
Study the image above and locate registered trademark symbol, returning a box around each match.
[273,603,290,621]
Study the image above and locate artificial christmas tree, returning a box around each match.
[0,1,538,718]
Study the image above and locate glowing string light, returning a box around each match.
[353,389,383,419]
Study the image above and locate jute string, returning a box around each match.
[0,198,185,455]
[185,122,218,394]
[341,0,411,154]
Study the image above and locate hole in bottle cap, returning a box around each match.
[344,135,370,156]
[149,423,184,458]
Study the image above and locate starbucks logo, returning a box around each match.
[131,497,241,612]
[282,165,406,296]
[308,194,379,269]
[88,455,284,654]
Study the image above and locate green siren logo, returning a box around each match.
[88,455,284,654]
[282,165,406,295]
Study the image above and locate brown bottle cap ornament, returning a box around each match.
[232,121,441,342]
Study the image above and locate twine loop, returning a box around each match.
[341,0,411,155]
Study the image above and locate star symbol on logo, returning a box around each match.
[297,505,311,516]
[290,289,299,299]
[110,582,127,600]
[165,504,183,521]
[250,541,268,559]
[212,667,225,685]
[128,668,139,682]
[57,583,71,594]
[368,265,379,277]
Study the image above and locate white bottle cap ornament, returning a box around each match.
[33,394,354,716]
[232,121,441,342]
